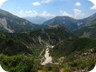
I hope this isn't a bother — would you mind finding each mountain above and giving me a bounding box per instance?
[25,16,49,24]
[0,9,48,33]
[0,26,74,55]
[42,16,79,31]
[0,9,96,72]
[42,13,96,36]
[79,13,96,27]
[0,26,95,72]
[73,13,96,39]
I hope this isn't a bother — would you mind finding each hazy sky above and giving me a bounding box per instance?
[0,0,96,19]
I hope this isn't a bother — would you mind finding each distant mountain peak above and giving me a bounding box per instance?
[43,16,78,31]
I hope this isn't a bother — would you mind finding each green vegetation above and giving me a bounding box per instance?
[51,38,96,58]
[0,54,95,72]
[0,54,36,72]
[0,9,96,72]
[0,27,95,72]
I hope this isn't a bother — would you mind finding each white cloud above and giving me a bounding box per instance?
[75,2,81,6]
[19,10,38,17]
[89,0,96,10]
[0,0,7,8]
[74,9,82,18]
[32,0,53,6]
[74,8,84,19]
[40,11,55,17]
[60,9,85,19]
[18,10,54,18]
[60,10,73,17]
[41,0,53,3]
[32,2,41,6]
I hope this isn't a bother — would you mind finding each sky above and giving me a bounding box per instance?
[0,0,96,19]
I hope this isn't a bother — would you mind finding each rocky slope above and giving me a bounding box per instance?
[43,16,78,31]
[0,26,74,55]
[0,9,48,33]
[73,13,96,39]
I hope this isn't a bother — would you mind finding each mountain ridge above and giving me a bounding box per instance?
[0,9,96,35]
[0,9,49,33]
[73,12,96,39]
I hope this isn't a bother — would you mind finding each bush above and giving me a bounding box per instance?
[0,54,36,72]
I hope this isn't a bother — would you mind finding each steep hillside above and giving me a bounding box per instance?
[0,26,95,72]
[30,25,75,45]
[43,16,78,31]
[0,9,48,33]
[73,13,96,39]
[0,26,74,55]
[51,38,96,58]
[0,33,32,55]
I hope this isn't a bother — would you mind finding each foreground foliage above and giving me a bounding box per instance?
[0,54,37,72]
